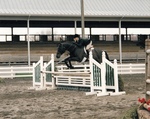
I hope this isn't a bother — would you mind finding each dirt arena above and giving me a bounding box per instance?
[0,74,145,119]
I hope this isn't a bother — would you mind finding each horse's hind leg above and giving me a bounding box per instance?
[105,51,110,60]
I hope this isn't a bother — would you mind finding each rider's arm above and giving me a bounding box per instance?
[73,40,83,48]
[80,38,91,46]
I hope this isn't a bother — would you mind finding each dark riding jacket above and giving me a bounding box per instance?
[72,38,91,58]
[73,38,90,48]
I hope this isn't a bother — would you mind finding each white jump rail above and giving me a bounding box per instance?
[56,63,145,74]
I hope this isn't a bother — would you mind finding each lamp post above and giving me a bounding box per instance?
[81,0,85,38]
[27,18,30,66]
[119,20,122,64]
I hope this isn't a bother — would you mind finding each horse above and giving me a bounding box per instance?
[55,41,125,92]
[56,41,109,69]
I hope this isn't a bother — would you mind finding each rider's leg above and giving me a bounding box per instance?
[80,49,89,63]
[81,57,87,63]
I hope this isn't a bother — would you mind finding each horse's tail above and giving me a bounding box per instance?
[104,51,110,61]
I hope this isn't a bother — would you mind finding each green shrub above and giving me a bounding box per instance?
[118,75,124,91]
[121,106,138,119]
[0,78,5,83]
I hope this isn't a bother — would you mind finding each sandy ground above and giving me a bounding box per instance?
[0,74,145,119]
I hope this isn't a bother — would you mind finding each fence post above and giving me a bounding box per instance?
[89,49,94,93]
[40,56,44,89]
[114,59,119,93]
[51,54,55,89]
[84,64,86,72]
[129,63,132,73]
[145,39,150,100]
[101,51,107,94]
[11,66,13,79]
[32,63,35,88]
[43,62,47,89]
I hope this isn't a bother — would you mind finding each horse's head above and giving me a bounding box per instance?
[56,43,66,58]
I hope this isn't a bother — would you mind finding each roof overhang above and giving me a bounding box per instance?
[0,14,150,22]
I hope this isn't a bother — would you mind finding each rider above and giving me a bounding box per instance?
[73,34,90,63]
[73,34,84,47]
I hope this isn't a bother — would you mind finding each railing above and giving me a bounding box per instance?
[0,63,145,79]
[0,66,33,78]
[118,63,145,74]
[55,63,145,75]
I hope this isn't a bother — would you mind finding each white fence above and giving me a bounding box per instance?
[118,63,145,74]
[0,63,145,79]
[56,63,145,75]
[0,66,33,78]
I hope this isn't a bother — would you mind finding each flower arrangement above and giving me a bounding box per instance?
[138,98,150,111]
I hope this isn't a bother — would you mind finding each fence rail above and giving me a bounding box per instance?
[117,63,145,74]
[54,63,145,75]
[0,63,145,79]
[0,66,33,78]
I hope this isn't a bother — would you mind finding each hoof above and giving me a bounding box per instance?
[70,66,74,69]
[67,67,74,69]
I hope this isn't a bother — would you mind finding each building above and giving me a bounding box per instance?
[0,0,150,64]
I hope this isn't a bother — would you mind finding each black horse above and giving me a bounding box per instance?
[56,41,109,69]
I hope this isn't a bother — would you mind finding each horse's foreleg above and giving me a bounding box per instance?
[64,60,71,69]
[64,57,74,69]
[68,57,80,69]
[68,60,74,69]
[64,57,80,69]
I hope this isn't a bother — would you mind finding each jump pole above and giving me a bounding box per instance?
[41,71,90,76]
